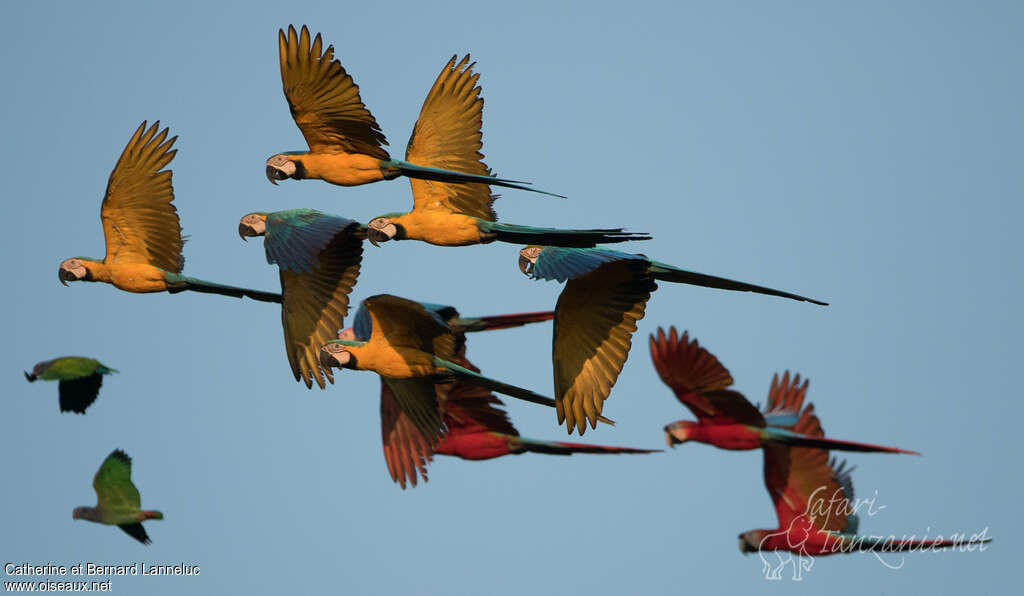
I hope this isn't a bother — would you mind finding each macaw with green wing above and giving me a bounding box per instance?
[518,245,828,434]
[57,121,281,303]
[267,25,559,198]
[24,356,117,414]
[239,208,364,388]
[355,54,646,248]
[73,450,163,545]
[319,295,610,448]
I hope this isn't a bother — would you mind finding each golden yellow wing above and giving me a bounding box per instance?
[364,295,456,360]
[405,55,497,221]
[279,25,389,159]
[100,121,183,272]
[279,231,363,389]
[553,260,657,434]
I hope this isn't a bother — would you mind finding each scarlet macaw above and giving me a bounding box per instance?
[58,122,281,303]
[517,245,827,434]
[362,55,648,248]
[267,26,558,198]
[24,356,117,414]
[738,420,988,557]
[318,295,597,447]
[238,208,364,388]
[651,327,917,454]
[339,300,637,487]
[73,450,163,545]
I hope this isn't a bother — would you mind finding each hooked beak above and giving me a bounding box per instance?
[319,344,351,369]
[518,255,533,275]
[24,371,36,382]
[238,222,250,241]
[266,165,279,185]
[58,268,76,286]
[665,432,676,448]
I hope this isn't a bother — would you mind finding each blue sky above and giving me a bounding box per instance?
[2,1,1018,593]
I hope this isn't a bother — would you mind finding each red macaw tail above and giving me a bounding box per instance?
[453,310,555,333]
[844,534,991,552]
[766,427,920,455]
[511,436,661,456]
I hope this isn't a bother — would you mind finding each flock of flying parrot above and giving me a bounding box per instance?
[24,24,989,564]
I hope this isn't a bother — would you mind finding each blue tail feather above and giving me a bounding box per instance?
[388,159,565,198]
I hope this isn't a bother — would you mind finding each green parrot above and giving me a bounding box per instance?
[24,357,117,414]
[73,450,164,545]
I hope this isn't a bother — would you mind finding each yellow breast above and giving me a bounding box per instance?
[350,344,438,378]
[302,153,388,186]
[398,211,482,246]
[107,263,168,293]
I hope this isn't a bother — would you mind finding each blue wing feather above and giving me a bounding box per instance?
[763,412,801,428]
[264,209,361,274]
[352,301,372,341]
[530,246,649,282]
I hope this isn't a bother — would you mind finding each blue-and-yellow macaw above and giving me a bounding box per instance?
[58,121,281,303]
[267,26,558,199]
[319,295,608,447]
[361,55,648,248]
[239,208,364,388]
[518,245,828,434]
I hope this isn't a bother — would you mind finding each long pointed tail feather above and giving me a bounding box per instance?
[515,436,660,455]
[454,310,555,333]
[435,357,615,426]
[487,221,651,246]
[649,262,828,306]
[767,428,919,455]
[390,159,566,198]
[166,274,283,303]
